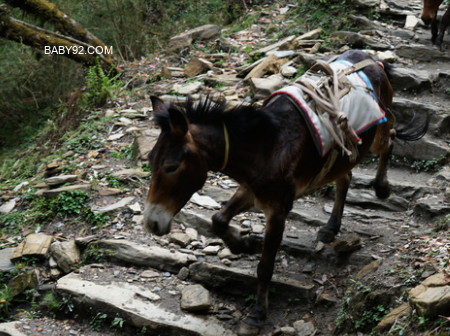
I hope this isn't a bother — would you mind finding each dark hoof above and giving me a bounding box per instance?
[237,319,261,336]
[318,227,336,243]
[372,179,391,199]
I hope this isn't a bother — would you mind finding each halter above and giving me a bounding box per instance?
[220,122,229,171]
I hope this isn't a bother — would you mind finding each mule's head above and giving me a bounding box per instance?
[144,96,209,236]
[421,0,441,25]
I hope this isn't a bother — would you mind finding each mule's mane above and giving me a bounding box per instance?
[155,96,277,138]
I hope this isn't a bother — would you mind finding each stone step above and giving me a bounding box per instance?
[189,261,314,298]
[55,272,236,336]
[96,239,195,273]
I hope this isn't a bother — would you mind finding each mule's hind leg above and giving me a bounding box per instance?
[212,186,262,254]
[318,172,352,243]
[370,123,395,199]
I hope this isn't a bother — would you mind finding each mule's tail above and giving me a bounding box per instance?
[376,58,430,142]
[394,112,430,142]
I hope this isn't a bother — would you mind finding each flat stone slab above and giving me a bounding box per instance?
[112,168,150,179]
[36,184,91,199]
[91,196,135,213]
[96,239,191,272]
[0,322,27,336]
[45,174,78,186]
[11,234,53,262]
[56,273,235,336]
[0,248,15,272]
[189,261,314,299]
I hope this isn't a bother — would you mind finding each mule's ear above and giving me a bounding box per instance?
[150,96,167,117]
[168,104,188,136]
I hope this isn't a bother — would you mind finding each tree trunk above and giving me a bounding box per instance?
[3,0,112,52]
[0,7,117,72]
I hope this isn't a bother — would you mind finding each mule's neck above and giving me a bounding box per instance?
[189,118,275,184]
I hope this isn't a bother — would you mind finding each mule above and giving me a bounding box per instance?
[143,50,429,335]
[421,0,450,48]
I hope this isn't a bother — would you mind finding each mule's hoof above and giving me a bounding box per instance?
[317,228,335,243]
[237,319,261,336]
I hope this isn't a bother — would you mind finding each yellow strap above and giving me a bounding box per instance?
[220,122,229,171]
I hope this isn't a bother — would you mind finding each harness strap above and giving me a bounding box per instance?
[220,122,230,171]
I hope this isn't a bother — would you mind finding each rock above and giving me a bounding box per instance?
[185,56,213,77]
[96,239,190,272]
[107,133,125,141]
[0,248,15,272]
[348,0,380,7]
[190,192,221,209]
[293,320,315,336]
[250,35,296,56]
[392,134,450,161]
[377,302,411,331]
[249,74,284,100]
[295,28,323,42]
[8,269,39,297]
[202,245,221,255]
[91,196,135,214]
[181,284,212,311]
[49,241,81,273]
[132,129,159,164]
[98,187,122,196]
[356,259,383,279]
[202,185,234,203]
[56,272,234,335]
[167,24,221,53]
[334,233,362,253]
[177,267,190,280]
[244,54,281,80]
[374,50,398,63]
[280,326,296,335]
[218,248,239,260]
[185,228,199,241]
[445,188,450,203]
[128,202,142,214]
[317,293,339,305]
[189,262,314,298]
[395,44,450,62]
[172,82,203,95]
[175,209,215,237]
[112,168,150,179]
[11,234,53,262]
[168,232,192,247]
[415,195,450,218]
[410,285,450,317]
[0,322,27,336]
[388,67,431,92]
[346,189,408,211]
[35,184,91,199]
[404,15,420,30]
[0,199,16,213]
[88,150,100,159]
[281,64,297,77]
[328,31,391,50]
[140,270,159,278]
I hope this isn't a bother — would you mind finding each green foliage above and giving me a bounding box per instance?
[0,284,13,316]
[286,0,354,37]
[111,315,125,330]
[81,244,114,265]
[90,310,108,331]
[82,59,123,108]
[354,305,389,329]
[410,156,447,173]
[83,208,110,228]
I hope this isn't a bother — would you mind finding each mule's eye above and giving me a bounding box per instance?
[164,164,180,174]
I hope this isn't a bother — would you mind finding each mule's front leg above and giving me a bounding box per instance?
[239,210,286,335]
[318,172,351,243]
[212,186,261,254]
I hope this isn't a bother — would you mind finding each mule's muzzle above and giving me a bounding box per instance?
[143,203,173,236]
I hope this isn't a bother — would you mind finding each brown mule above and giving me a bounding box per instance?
[143,50,429,335]
[421,0,450,48]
